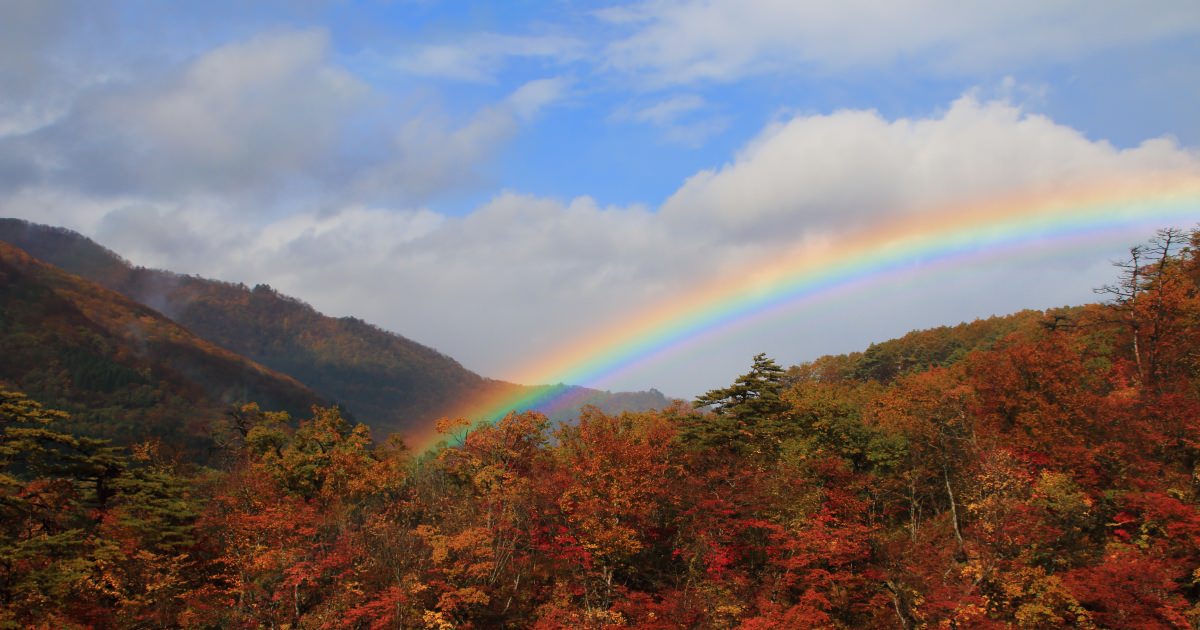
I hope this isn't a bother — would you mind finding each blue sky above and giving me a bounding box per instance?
[2,1,1199,397]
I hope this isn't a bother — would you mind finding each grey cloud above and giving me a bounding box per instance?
[94,204,213,268]
[0,30,365,199]
[349,78,571,202]
[0,0,113,136]
[0,27,560,210]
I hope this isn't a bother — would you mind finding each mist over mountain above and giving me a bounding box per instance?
[0,239,324,451]
[0,218,670,438]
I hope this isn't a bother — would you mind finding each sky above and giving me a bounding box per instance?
[2,1,1199,399]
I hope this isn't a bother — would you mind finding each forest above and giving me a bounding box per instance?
[3,227,1200,628]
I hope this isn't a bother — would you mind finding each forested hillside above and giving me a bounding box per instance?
[0,241,323,452]
[808,309,1054,383]
[3,228,1199,628]
[0,219,668,436]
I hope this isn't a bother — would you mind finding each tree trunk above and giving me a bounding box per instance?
[943,466,964,555]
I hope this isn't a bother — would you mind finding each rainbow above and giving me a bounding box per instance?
[410,173,1200,452]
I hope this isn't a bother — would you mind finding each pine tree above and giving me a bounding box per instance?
[687,353,790,456]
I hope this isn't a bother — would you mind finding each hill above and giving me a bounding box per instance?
[0,241,323,451]
[787,308,1065,383]
[0,219,670,436]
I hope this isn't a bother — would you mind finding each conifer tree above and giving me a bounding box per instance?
[688,353,790,455]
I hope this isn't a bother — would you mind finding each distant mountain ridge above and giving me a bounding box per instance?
[0,219,671,438]
[0,240,324,451]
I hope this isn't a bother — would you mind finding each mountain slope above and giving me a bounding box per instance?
[788,308,1060,383]
[0,219,670,436]
[0,241,324,450]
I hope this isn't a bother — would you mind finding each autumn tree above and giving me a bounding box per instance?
[414,410,552,627]
[184,404,396,627]
[1096,227,1195,389]
[538,408,681,625]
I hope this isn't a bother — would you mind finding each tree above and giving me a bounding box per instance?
[687,353,790,456]
[1096,227,1190,388]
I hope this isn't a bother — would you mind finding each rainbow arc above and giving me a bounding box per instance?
[411,174,1200,453]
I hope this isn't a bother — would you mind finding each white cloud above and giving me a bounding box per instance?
[616,94,706,125]
[604,0,1200,83]
[1,5,1195,402]
[610,94,728,147]
[394,33,584,83]
[660,117,731,148]
[508,77,573,120]
[0,29,567,210]
[661,96,1197,241]
[974,76,1050,110]
[32,93,1187,396]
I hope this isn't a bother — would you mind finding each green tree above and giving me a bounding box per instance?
[687,353,790,456]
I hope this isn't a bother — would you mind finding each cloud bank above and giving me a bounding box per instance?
[2,7,1197,397]
[13,94,1191,396]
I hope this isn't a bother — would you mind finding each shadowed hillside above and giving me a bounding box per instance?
[0,241,323,451]
[0,219,670,437]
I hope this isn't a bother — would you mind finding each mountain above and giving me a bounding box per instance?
[0,241,324,451]
[0,219,670,437]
